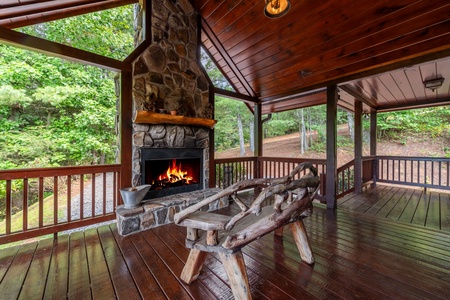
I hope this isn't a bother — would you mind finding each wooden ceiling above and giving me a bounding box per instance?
[197,0,450,113]
[0,0,137,29]
[1,0,449,114]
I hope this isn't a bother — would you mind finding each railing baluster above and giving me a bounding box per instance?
[39,177,44,228]
[54,176,58,225]
[23,178,28,231]
[92,173,96,217]
[103,173,107,215]
[80,174,84,220]
[68,175,72,222]
[6,180,11,234]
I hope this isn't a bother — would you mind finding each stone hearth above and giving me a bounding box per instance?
[116,188,228,236]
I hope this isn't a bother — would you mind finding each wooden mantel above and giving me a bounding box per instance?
[133,110,217,129]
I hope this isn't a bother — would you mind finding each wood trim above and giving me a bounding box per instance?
[0,27,129,72]
[213,87,259,103]
[0,0,138,29]
[339,84,377,109]
[377,97,450,112]
[133,110,217,129]
[201,18,256,97]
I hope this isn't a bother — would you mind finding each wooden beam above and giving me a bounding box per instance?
[213,87,259,103]
[377,97,450,112]
[354,100,363,194]
[339,84,377,110]
[0,27,128,72]
[0,0,138,29]
[201,18,256,97]
[326,85,338,209]
[133,111,217,129]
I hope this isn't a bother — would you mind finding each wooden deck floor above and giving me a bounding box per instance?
[1,190,450,299]
[339,184,450,232]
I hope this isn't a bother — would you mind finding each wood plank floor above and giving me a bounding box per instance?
[1,194,450,299]
[339,184,450,231]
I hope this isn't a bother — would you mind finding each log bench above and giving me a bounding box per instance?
[173,162,320,300]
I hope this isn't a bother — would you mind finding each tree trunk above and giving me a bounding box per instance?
[237,113,245,156]
[298,109,307,154]
[347,111,355,142]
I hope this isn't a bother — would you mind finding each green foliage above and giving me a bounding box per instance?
[378,107,450,139]
[214,97,253,151]
[18,6,134,60]
[0,6,134,170]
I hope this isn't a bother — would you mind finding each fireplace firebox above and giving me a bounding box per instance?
[141,148,204,199]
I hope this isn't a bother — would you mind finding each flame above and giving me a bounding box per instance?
[158,159,193,184]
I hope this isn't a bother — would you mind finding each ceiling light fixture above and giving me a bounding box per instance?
[264,0,291,18]
[423,78,444,92]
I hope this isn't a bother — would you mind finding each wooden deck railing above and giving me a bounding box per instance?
[0,164,121,244]
[213,157,327,190]
[376,156,450,190]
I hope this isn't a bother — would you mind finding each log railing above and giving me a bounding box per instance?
[376,156,450,190]
[0,164,121,244]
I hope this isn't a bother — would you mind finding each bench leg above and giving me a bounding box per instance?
[290,220,314,264]
[219,251,252,300]
[180,249,207,284]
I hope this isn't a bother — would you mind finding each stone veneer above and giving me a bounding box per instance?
[116,188,228,236]
[130,0,212,187]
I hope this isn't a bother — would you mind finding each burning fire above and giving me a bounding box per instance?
[158,159,193,184]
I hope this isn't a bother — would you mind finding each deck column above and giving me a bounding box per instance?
[326,85,338,209]
[120,70,133,192]
[354,100,363,194]
[254,103,263,178]
[370,110,377,186]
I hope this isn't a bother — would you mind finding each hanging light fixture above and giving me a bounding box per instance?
[264,0,291,18]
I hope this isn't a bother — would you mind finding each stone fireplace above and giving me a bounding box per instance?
[115,0,228,236]
[131,0,213,193]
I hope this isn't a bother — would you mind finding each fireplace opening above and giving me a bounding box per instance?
[141,148,203,199]
[146,158,200,190]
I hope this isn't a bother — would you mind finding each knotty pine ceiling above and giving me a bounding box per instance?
[1,0,449,113]
[197,0,450,113]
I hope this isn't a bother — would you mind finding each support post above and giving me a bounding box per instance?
[370,110,377,156]
[120,70,133,192]
[326,85,338,209]
[370,110,377,186]
[254,103,263,178]
[354,100,363,194]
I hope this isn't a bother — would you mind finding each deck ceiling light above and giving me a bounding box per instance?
[264,0,291,18]
[423,78,444,92]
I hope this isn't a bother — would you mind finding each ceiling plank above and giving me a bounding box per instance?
[0,0,102,19]
[201,18,256,97]
[0,26,128,72]
[254,5,450,96]
[259,28,450,100]
[0,0,137,29]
